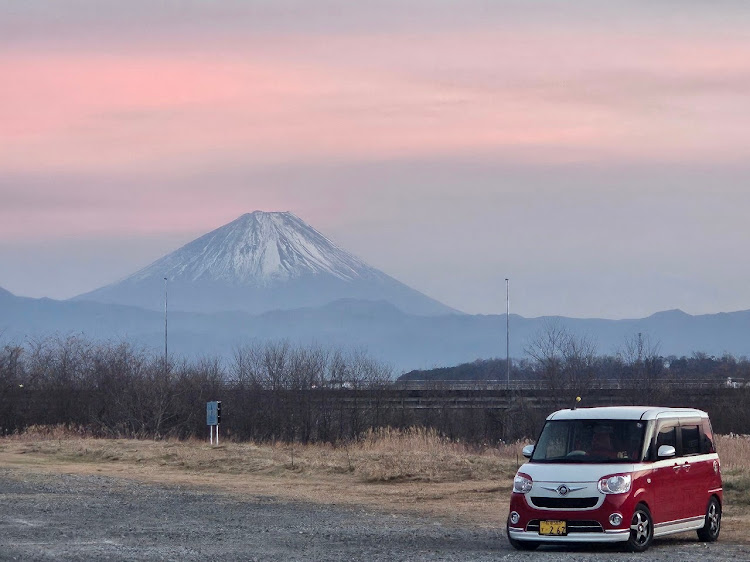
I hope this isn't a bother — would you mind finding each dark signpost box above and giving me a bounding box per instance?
[207,400,221,444]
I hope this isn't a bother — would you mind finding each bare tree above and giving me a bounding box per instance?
[617,333,663,401]
[524,320,598,405]
[0,342,24,434]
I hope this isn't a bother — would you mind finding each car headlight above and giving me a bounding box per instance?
[597,473,631,494]
[513,472,533,494]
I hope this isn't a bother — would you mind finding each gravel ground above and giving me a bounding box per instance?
[1,468,749,561]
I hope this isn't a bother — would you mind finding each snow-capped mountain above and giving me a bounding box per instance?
[130,212,379,286]
[74,211,457,316]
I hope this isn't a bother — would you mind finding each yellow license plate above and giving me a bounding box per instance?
[539,520,567,536]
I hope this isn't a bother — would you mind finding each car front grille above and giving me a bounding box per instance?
[529,496,599,509]
[526,520,604,533]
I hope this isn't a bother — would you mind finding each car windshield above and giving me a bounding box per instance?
[531,419,647,463]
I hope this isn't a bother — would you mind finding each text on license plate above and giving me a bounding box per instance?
[539,520,567,536]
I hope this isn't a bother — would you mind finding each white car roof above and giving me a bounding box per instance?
[547,406,708,421]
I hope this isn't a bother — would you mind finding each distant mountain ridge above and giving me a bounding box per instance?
[73,211,457,316]
[2,288,749,372]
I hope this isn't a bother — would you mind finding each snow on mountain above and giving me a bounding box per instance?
[131,212,378,286]
[74,211,457,316]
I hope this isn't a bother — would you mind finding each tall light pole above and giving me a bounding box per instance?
[506,278,510,386]
[164,277,168,371]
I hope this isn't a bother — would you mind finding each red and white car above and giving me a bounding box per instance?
[507,406,722,552]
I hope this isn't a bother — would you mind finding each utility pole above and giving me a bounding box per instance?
[164,277,168,371]
[506,278,510,386]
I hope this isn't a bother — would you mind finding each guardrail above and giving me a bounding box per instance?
[391,378,749,391]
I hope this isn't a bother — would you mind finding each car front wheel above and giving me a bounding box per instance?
[626,504,653,552]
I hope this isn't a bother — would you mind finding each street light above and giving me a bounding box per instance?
[164,277,168,371]
[506,278,510,386]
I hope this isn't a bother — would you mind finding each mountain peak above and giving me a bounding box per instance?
[239,210,291,218]
[129,211,375,287]
[648,308,690,320]
[235,210,294,225]
[74,212,456,316]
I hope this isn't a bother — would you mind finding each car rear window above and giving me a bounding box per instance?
[701,420,716,454]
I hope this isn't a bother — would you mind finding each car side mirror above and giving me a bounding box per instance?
[657,445,676,458]
[522,444,534,458]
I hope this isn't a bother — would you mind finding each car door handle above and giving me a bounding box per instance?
[682,463,691,472]
[672,464,682,472]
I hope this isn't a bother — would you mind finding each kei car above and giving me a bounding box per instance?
[507,406,722,552]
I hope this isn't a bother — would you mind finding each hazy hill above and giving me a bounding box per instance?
[2,287,750,372]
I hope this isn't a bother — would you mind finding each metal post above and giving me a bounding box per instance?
[163,277,168,371]
[506,278,510,386]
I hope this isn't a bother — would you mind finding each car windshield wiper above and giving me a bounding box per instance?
[533,457,591,463]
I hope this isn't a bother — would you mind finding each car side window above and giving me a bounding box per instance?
[654,424,677,459]
[681,425,701,456]
[701,419,716,454]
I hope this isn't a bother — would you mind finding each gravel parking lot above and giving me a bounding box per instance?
[1,468,749,561]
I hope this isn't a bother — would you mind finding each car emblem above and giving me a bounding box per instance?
[539,484,585,494]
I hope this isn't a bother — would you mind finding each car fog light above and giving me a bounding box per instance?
[609,513,623,526]
[510,511,521,525]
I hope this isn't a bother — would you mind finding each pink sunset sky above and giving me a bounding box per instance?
[2,1,750,318]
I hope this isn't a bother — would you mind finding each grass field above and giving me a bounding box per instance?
[0,427,748,542]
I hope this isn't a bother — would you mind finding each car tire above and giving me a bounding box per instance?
[626,504,653,552]
[697,496,721,542]
[506,522,539,551]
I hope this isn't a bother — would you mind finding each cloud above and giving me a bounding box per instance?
[2,1,750,316]
[2,5,750,176]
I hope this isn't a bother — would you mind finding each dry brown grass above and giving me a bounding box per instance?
[0,426,520,482]
[0,426,520,529]
[713,435,750,541]
[717,435,750,509]
[1,426,748,541]
[717,434,750,472]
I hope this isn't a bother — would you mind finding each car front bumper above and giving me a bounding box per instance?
[507,526,630,543]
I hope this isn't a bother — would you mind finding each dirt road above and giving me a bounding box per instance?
[1,468,749,561]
